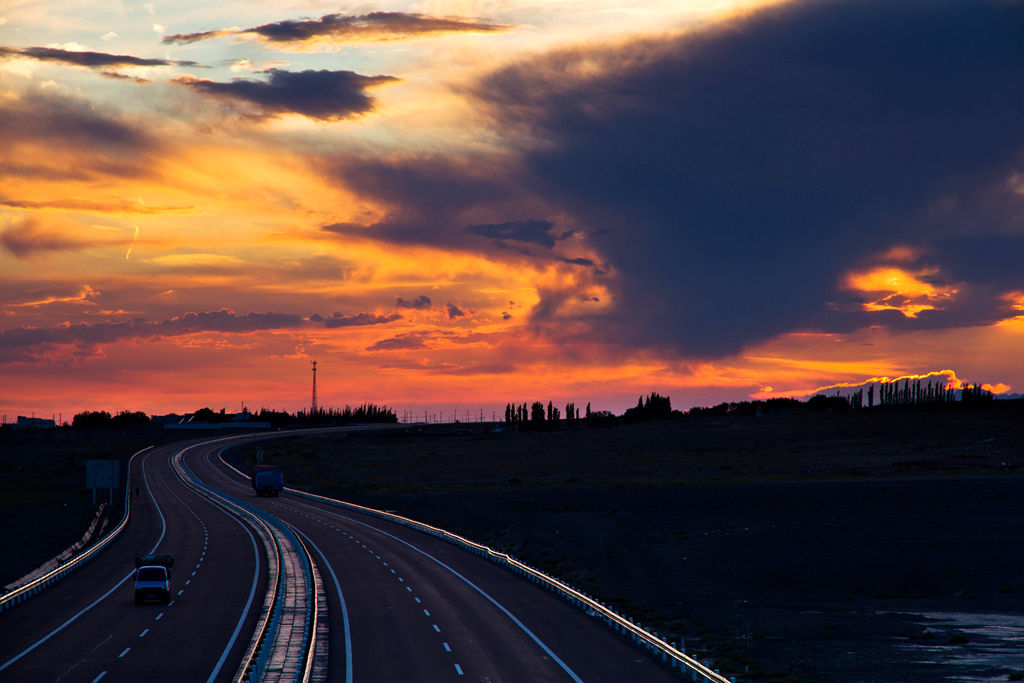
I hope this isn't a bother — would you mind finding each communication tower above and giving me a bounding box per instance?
[311,360,318,414]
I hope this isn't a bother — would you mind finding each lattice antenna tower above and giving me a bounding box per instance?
[311,360,318,414]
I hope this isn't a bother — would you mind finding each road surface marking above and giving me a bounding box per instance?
[292,526,353,683]
[455,664,464,675]
[433,624,441,633]
[423,609,430,616]
[414,597,421,604]
[156,612,164,620]
[0,447,161,674]
[443,642,451,652]
[92,672,107,682]
[291,499,585,683]
[139,629,149,637]
[118,648,130,658]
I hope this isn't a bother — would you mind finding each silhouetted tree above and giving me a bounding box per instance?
[72,410,113,429]
[111,410,150,427]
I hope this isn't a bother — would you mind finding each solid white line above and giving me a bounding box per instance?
[170,445,264,683]
[289,498,584,683]
[0,449,166,674]
[292,526,354,683]
[204,514,261,683]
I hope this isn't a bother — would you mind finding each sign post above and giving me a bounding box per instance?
[86,460,120,505]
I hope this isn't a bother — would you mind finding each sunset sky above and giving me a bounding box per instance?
[1,0,1022,422]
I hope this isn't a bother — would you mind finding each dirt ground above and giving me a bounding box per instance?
[231,402,1024,682]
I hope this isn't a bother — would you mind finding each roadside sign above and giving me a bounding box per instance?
[86,459,120,504]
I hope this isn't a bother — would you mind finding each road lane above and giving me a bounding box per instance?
[0,442,267,683]
[188,433,686,682]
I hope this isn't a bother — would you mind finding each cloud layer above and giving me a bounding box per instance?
[163,11,508,47]
[469,0,1024,356]
[175,69,397,120]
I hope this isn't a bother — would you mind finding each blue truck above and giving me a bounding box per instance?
[251,464,284,497]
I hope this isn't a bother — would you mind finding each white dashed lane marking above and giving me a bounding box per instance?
[316,512,471,681]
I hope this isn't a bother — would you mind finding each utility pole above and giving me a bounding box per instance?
[311,360,318,414]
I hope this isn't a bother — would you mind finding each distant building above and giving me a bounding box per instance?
[14,416,56,430]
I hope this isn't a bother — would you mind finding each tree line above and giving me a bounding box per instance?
[502,393,674,430]
[68,404,398,429]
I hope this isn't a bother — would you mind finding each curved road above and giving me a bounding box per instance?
[0,440,267,683]
[2,431,693,682]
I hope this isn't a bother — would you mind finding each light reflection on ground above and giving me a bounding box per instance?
[896,611,1024,681]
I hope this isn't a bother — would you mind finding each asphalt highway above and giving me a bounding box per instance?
[187,433,686,682]
[0,441,267,683]
[2,431,697,682]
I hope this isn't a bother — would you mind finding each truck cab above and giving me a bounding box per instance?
[134,554,174,604]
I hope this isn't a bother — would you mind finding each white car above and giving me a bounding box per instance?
[133,553,174,604]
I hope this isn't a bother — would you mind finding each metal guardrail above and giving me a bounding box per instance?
[0,446,152,614]
[170,444,319,683]
[218,452,735,683]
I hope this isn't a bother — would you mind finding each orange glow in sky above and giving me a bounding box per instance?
[1,1,1022,420]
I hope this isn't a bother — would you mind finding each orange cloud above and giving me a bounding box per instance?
[843,266,958,317]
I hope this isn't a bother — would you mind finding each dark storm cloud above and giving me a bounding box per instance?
[470,0,1024,357]
[0,45,197,68]
[0,308,403,356]
[320,156,527,253]
[240,11,508,44]
[323,312,401,328]
[174,69,396,121]
[396,295,432,309]
[463,220,558,248]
